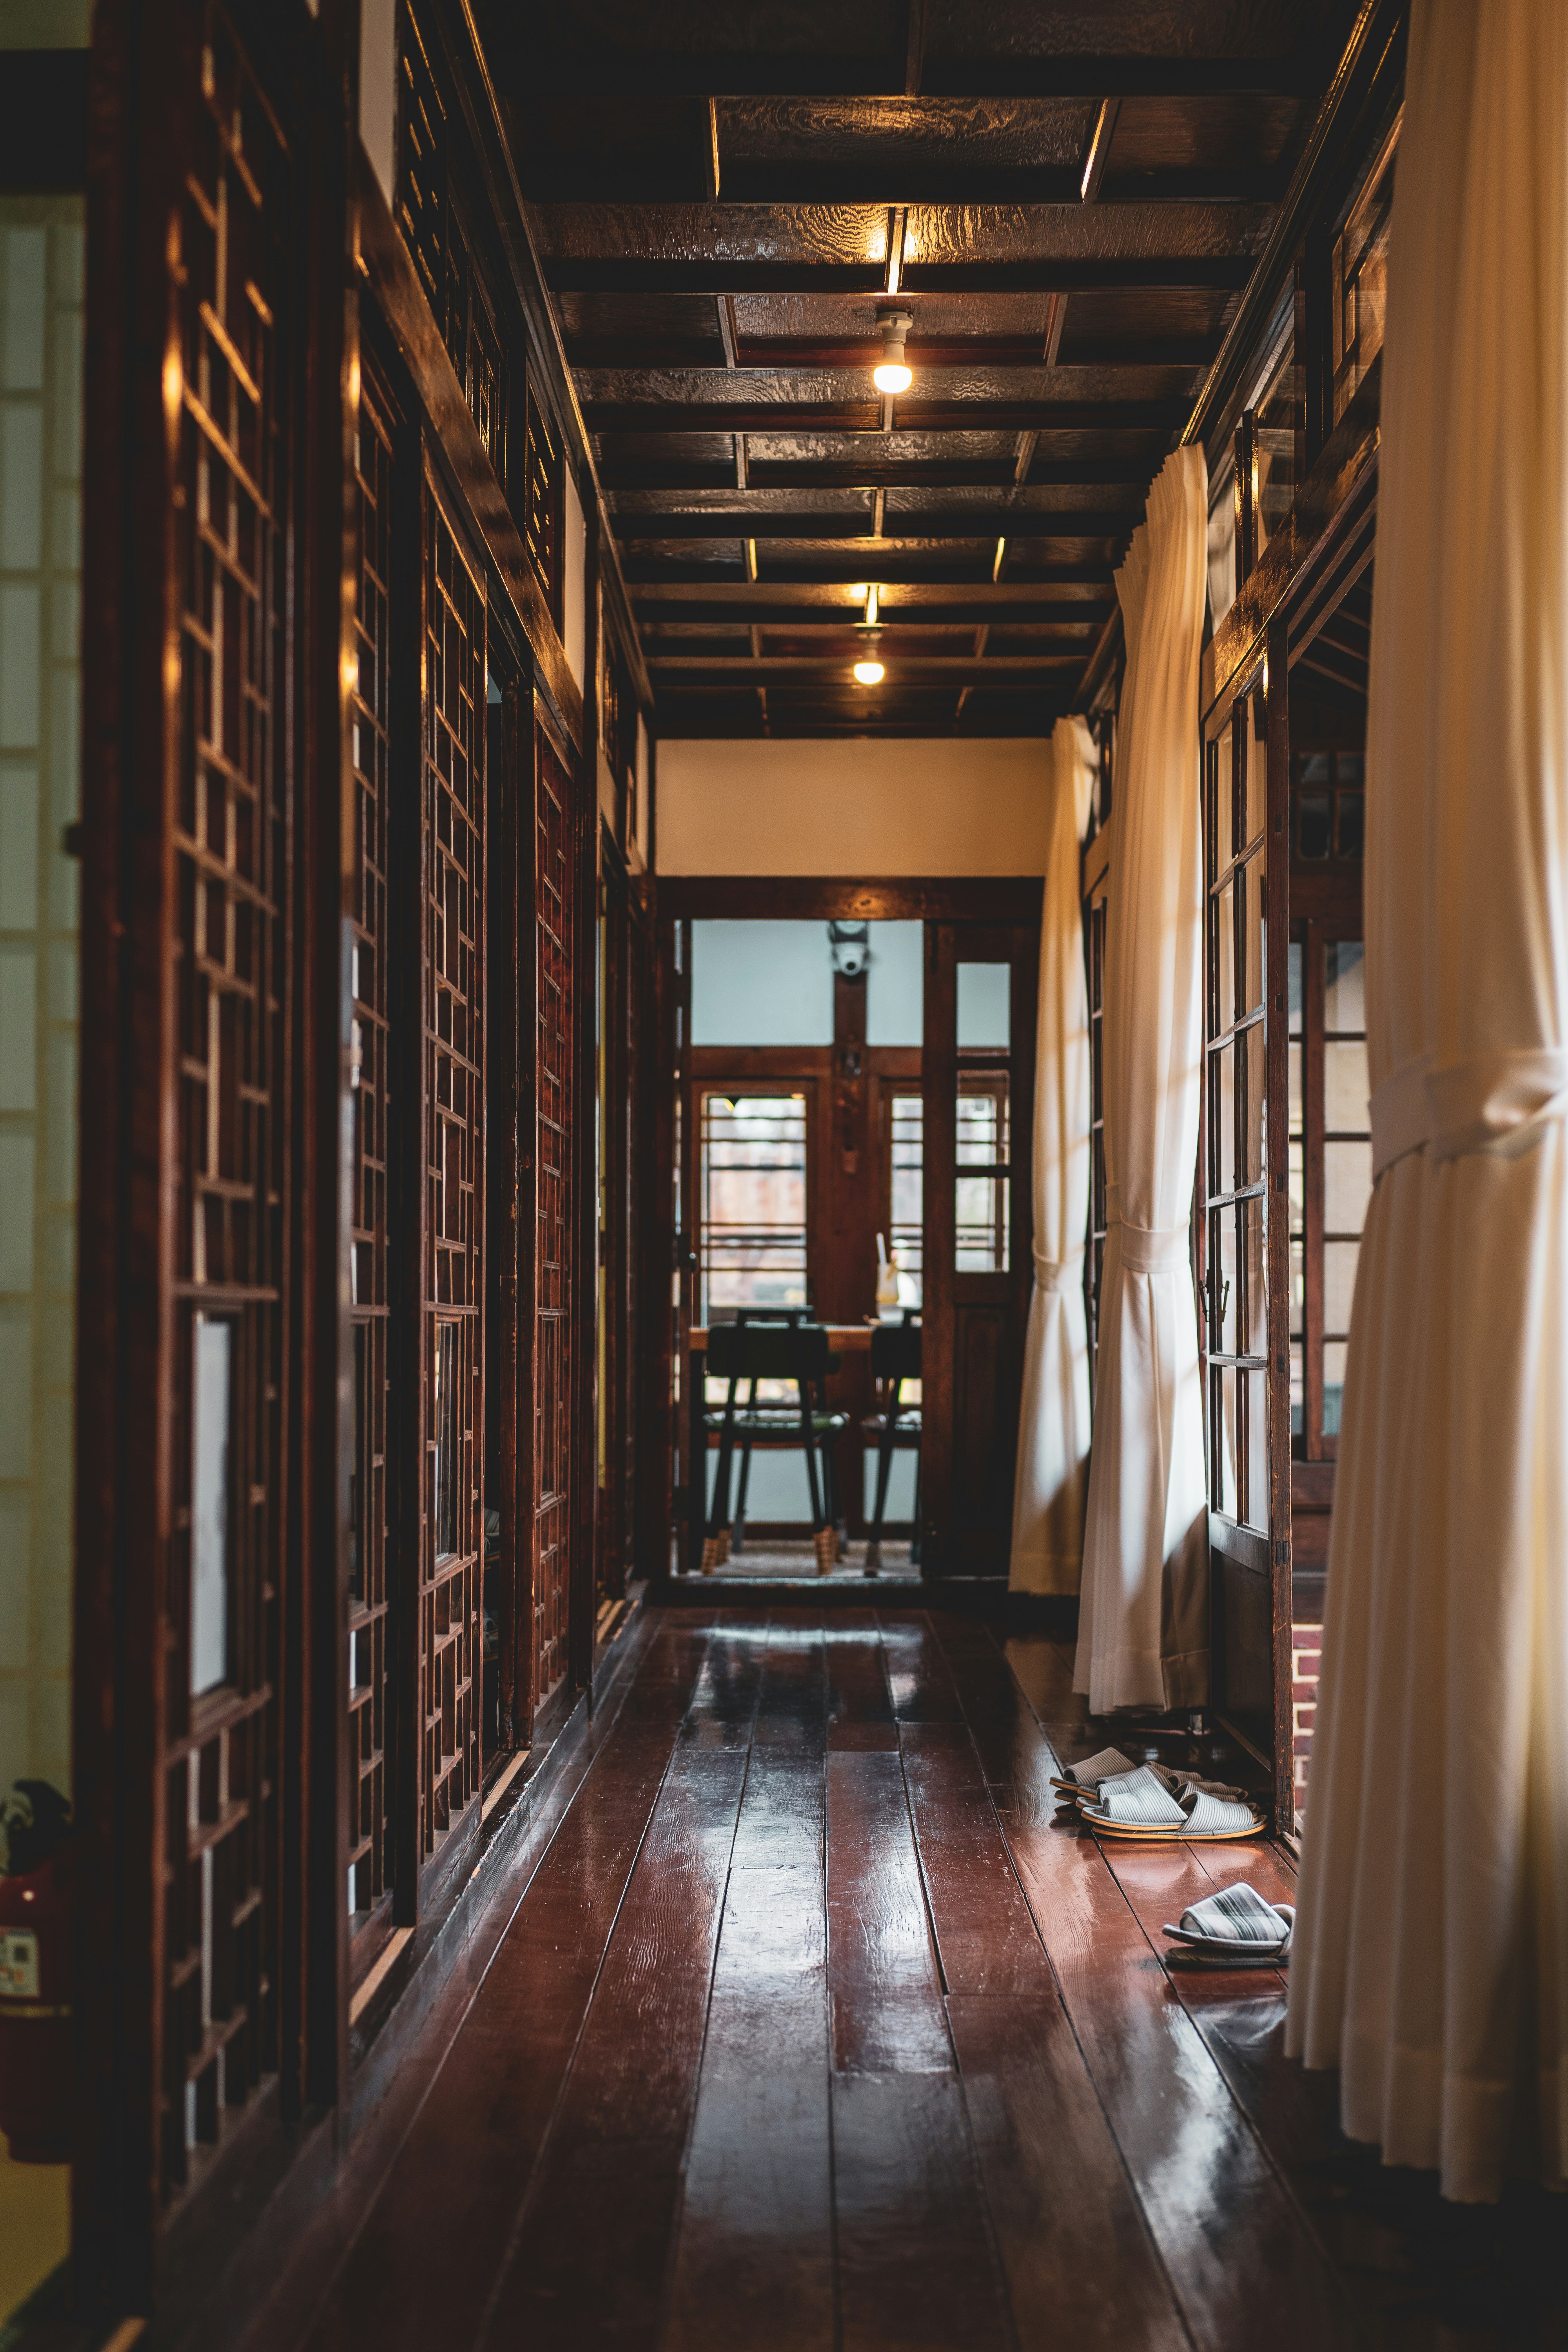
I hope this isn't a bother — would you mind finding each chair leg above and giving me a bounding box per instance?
[867,1419,897,1575]
[703,1413,737,1573]
[731,1427,755,1554]
[909,1441,922,1568]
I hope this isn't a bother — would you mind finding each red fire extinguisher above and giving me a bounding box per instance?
[0,1782,72,2165]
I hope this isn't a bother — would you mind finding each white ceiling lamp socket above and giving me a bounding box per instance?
[873,309,913,395]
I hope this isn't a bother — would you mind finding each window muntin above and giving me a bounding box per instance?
[699,1090,808,1327]
[956,1074,1009,1273]
[887,1091,923,1304]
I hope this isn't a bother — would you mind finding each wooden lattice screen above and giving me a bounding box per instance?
[532,727,574,1707]
[162,6,291,2193]
[418,479,486,1869]
[347,351,398,1944]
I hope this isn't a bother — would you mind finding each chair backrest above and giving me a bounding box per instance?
[707,1319,833,1384]
[870,1319,922,1383]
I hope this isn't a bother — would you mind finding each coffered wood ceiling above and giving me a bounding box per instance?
[478,1,1359,735]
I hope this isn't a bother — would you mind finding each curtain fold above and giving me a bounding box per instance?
[1286,0,1568,2204]
[1073,446,1209,1713]
[1009,717,1096,1595]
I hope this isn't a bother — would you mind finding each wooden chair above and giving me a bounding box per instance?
[703,1318,848,1574]
[861,1313,922,1573]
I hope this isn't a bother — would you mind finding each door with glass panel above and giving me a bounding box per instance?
[1202,652,1291,1815]
[920,924,1038,1575]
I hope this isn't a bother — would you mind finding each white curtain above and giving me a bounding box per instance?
[1009,717,1096,1595]
[1073,447,1209,1713]
[1286,0,1568,2204]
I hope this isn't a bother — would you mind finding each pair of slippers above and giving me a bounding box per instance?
[1053,1747,1265,1842]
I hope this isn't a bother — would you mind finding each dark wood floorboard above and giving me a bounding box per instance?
[252,1606,1568,2352]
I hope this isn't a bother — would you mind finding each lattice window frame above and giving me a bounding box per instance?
[161,5,292,2198]
[532,726,574,1708]
[417,469,486,1871]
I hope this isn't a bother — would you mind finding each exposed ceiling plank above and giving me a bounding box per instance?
[530,165,1282,206]
[566,336,1218,371]
[646,657,1082,682]
[704,97,721,200]
[623,556,1119,586]
[635,605,1111,630]
[586,399,1190,434]
[601,458,1152,493]
[505,53,1327,101]
[1079,99,1123,203]
[610,509,1141,540]
[546,257,1257,295]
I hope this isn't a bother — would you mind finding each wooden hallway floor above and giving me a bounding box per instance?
[261,1610,1566,2352]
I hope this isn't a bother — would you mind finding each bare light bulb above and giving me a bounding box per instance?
[853,659,885,686]
[873,310,913,396]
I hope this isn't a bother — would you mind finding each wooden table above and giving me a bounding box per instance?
[690,1323,877,1352]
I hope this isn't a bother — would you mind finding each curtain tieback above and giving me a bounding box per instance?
[1033,1247,1083,1294]
[1106,1191,1190,1276]
[1372,1047,1568,1174]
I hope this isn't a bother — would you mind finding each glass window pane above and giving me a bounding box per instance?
[1290,1339,1303,1437]
[1241,1021,1266,1186]
[1212,724,1234,876]
[956,1080,1008,1271]
[1241,1195,1267,1356]
[1215,876,1236,1031]
[434,1320,459,1559]
[191,1315,232,1695]
[1297,791,1331,858]
[1325,1038,1369,1132]
[1217,1211,1239,1355]
[888,1093,923,1304]
[1238,858,1264,1020]
[1288,938,1303,1036]
[1288,1038,1302,1130]
[701,1092,809,1320]
[1243,705,1267,846]
[1289,1242,1304,1338]
[956,961,1010,1048]
[1243,1368,1270,1530]
[1325,938,1366,1031]
[1325,1138,1372,1236]
[1323,1340,1349,1436]
[1325,1239,1359,1335]
[1336,792,1365,860]
[1210,1040,1236,1197]
[691,920,833,1045]
[866,920,923,1047]
[1214,1365,1238,1517]
[1288,1134,1305,1236]
[1208,472,1236,641]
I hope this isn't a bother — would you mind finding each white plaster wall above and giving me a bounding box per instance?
[654,736,1051,875]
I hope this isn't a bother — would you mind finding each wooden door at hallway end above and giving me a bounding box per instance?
[920,922,1039,1576]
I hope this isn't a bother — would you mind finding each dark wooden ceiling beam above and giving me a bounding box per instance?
[646,656,1082,683]
[568,336,1219,371]
[601,458,1153,492]
[622,556,1118,586]
[546,256,1256,295]
[530,165,1282,206]
[504,53,1325,101]
[587,399,1189,435]
[610,508,1139,541]
[635,603,1112,628]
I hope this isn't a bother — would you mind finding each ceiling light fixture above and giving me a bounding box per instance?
[873,309,913,396]
[853,657,885,685]
[864,585,879,626]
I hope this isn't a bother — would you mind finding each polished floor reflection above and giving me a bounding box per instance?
[260,1610,1566,2352]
